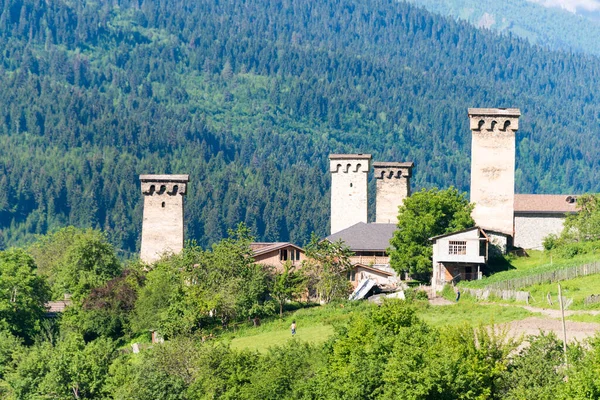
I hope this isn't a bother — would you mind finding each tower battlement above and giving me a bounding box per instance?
[329,154,371,174]
[140,174,188,196]
[468,108,520,132]
[373,162,414,223]
[140,174,189,264]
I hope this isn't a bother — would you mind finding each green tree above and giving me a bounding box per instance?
[0,248,50,342]
[302,234,353,303]
[62,268,144,341]
[499,332,565,400]
[133,224,272,336]
[29,227,121,300]
[561,194,600,242]
[389,187,474,276]
[5,333,116,399]
[270,261,306,317]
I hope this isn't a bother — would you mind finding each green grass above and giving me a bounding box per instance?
[566,314,600,323]
[460,250,600,289]
[415,301,535,327]
[519,274,600,310]
[229,323,334,352]
[221,300,534,352]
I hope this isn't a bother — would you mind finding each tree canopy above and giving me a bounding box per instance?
[0,248,50,342]
[389,187,475,275]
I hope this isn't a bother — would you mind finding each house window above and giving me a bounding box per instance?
[280,249,288,261]
[448,241,467,255]
[295,249,300,261]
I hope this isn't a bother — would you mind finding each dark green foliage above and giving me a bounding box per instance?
[389,187,475,275]
[61,268,144,341]
[1,0,600,253]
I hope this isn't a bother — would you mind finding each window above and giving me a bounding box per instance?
[280,249,288,261]
[448,241,467,255]
[295,249,300,261]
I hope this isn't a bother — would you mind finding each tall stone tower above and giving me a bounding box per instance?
[140,174,189,264]
[468,108,520,236]
[373,161,414,223]
[329,154,371,234]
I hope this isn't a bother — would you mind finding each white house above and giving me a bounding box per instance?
[431,227,488,292]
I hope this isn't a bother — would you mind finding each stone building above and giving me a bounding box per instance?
[140,174,189,264]
[374,162,414,223]
[329,154,372,235]
[468,107,580,250]
[468,108,520,237]
[513,194,578,249]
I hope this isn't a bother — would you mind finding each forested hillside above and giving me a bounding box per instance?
[1,0,600,252]
[406,0,600,55]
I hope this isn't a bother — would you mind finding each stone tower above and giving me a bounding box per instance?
[140,174,189,264]
[468,108,520,236]
[373,161,414,223]
[329,154,371,234]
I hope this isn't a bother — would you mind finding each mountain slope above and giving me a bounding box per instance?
[406,0,600,55]
[1,0,600,252]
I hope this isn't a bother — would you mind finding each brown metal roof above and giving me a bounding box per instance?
[514,194,579,214]
[251,242,304,257]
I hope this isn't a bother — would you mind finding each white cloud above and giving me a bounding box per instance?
[527,0,600,13]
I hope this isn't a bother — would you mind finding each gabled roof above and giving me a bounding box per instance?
[326,222,396,251]
[429,226,486,241]
[514,194,579,214]
[353,263,394,277]
[251,242,304,257]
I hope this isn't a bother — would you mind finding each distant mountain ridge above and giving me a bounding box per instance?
[405,0,600,55]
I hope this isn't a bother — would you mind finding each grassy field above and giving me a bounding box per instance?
[229,323,334,352]
[223,300,534,352]
[520,273,600,310]
[460,250,600,289]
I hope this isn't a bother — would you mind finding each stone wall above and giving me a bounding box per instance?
[469,108,520,236]
[329,154,371,234]
[514,213,566,250]
[140,174,189,264]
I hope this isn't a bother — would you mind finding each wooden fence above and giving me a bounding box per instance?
[462,288,531,303]
[486,262,600,292]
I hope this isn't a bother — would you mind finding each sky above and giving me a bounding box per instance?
[528,0,600,13]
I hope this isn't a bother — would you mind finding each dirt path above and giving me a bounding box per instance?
[500,317,600,342]
[428,296,600,342]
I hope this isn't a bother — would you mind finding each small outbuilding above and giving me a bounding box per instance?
[431,227,488,292]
